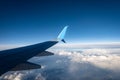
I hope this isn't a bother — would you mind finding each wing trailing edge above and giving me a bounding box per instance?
[35,51,54,57]
[11,62,41,71]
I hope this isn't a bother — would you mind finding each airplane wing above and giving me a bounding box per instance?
[0,26,68,76]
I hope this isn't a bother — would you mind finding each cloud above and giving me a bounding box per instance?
[0,70,45,80]
[50,48,120,71]
[0,46,120,80]
[52,42,120,49]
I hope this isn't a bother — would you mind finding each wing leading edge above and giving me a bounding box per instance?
[0,26,68,76]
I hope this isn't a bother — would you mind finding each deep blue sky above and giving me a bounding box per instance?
[0,0,120,45]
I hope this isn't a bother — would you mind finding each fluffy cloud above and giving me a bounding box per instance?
[0,70,45,80]
[50,48,120,71]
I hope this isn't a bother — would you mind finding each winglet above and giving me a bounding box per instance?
[57,26,68,43]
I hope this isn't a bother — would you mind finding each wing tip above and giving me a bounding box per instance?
[57,26,68,43]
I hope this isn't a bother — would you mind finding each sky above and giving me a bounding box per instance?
[0,0,120,46]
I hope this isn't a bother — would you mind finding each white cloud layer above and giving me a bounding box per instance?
[50,48,120,71]
[0,46,120,80]
[52,42,120,49]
